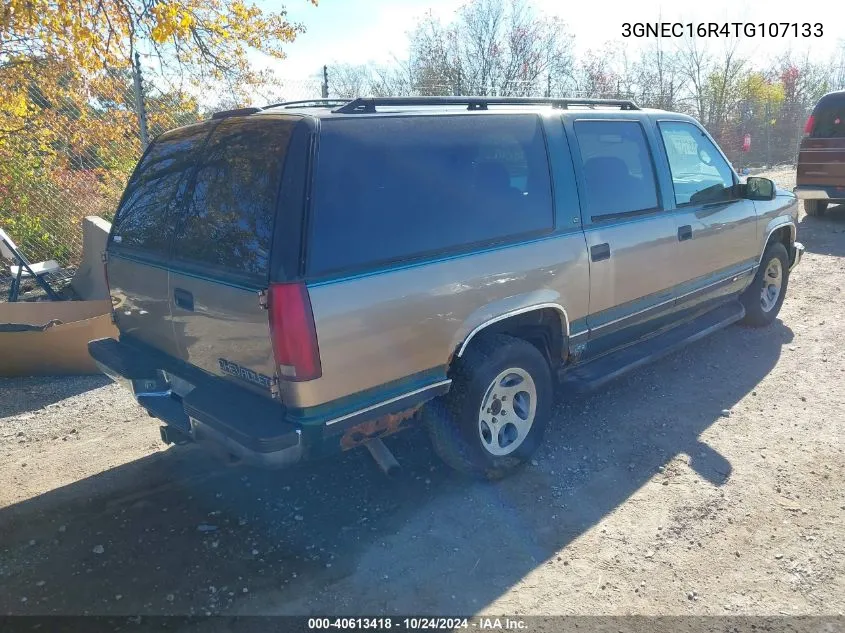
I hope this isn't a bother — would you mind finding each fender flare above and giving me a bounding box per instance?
[455,302,570,358]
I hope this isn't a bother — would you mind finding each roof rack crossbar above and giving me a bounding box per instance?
[331,96,640,114]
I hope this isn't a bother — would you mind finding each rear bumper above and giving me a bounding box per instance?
[793,186,845,201]
[88,337,303,469]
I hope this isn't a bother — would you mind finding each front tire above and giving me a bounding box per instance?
[425,334,553,480]
[804,200,828,216]
[740,242,789,327]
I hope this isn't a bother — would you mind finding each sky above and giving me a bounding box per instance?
[257,0,844,86]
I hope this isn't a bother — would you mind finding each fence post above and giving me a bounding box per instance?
[321,65,329,98]
[765,100,771,167]
[132,51,150,149]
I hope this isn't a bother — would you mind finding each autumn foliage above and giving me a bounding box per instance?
[0,0,308,263]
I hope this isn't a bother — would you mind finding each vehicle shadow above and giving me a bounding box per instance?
[799,203,845,257]
[0,375,112,418]
[0,320,792,617]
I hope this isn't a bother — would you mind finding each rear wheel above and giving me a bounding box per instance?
[804,200,828,216]
[425,334,553,480]
[740,242,789,327]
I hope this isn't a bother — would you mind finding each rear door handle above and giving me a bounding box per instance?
[590,243,611,262]
[173,288,194,311]
[678,225,693,241]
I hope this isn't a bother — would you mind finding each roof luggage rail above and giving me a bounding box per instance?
[210,99,353,120]
[331,96,640,114]
[211,107,263,119]
[264,99,353,109]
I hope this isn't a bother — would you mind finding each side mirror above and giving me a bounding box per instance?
[744,176,776,201]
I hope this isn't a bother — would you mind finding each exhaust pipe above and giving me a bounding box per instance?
[365,438,400,476]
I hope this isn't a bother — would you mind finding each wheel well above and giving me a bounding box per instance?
[767,225,793,251]
[458,308,566,370]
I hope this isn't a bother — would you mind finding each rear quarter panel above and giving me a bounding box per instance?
[286,234,590,409]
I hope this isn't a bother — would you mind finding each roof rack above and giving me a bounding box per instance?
[211,107,263,120]
[264,99,352,110]
[210,99,354,120]
[331,96,640,114]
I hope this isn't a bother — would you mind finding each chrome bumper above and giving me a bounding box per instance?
[790,242,805,272]
[793,187,829,200]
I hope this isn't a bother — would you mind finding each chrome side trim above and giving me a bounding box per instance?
[325,379,453,427]
[674,267,755,303]
[457,303,570,358]
[588,266,756,335]
[569,329,589,343]
[134,390,173,398]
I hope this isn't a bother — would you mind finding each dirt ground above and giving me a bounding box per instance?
[1,167,844,619]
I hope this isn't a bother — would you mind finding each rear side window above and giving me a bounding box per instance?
[111,123,210,254]
[574,120,659,218]
[307,115,553,276]
[812,97,845,138]
[173,117,296,277]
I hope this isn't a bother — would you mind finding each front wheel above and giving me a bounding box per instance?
[804,200,828,216]
[740,242,789,327]
[424,334,553,480]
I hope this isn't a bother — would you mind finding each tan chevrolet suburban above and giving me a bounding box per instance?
[89,96,804,480]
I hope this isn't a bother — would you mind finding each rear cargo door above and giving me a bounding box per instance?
[799,94,845,187]
[108,123,212,357]
[167,115,301,398]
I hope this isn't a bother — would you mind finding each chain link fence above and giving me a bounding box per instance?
[1,63,811,274]
[0,64,318,273]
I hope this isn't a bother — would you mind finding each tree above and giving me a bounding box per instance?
[1,0,308,91]
[405,0,572,96]
[570,46,620,98]
[0,0,311,261]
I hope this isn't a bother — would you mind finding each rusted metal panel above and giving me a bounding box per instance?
[339,404,423,450]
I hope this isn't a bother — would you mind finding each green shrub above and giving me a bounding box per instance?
[0,209,71,266]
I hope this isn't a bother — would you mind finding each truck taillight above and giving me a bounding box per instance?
[803,114,815,136]
[268,282,322,382]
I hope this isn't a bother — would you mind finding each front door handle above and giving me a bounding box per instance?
[678,225,693,241]
[173,288,194,311]
[590,243,611,262]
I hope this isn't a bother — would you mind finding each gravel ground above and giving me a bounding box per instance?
[1,167,844,619]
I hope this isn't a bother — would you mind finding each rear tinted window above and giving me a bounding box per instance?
[307,115,553,276]
[111,124,210,254]
[574,120,659,217]
[812,96,845,138]
[173,117,295,277]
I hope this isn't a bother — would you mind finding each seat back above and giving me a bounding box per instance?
[0,227,19,261]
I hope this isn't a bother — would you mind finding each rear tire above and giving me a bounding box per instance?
[424,334,553,480]
[740,242,789,328]
[804,200,828,216]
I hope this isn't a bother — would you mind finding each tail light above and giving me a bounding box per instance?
[803,114,815,137]
[268,282,322,381]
